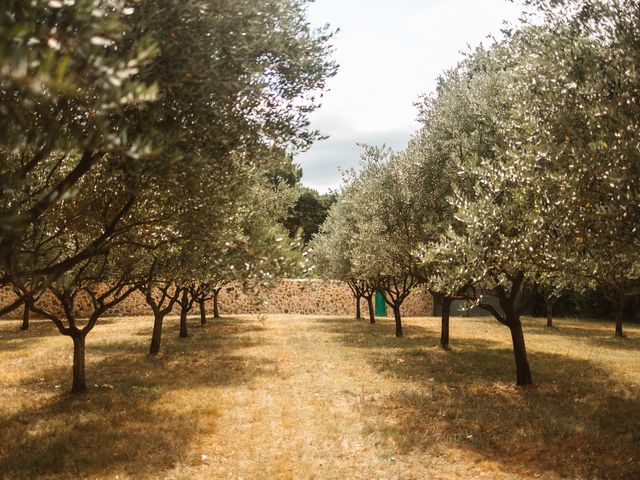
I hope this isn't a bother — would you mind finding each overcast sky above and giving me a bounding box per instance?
[297,0,524,192]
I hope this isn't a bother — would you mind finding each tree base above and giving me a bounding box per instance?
[515,381,535,388]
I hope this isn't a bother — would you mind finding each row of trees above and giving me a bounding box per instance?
[0,0,336,393]
[313,0,639,386]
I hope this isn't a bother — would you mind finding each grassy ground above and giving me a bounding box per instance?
[0,314,638,479]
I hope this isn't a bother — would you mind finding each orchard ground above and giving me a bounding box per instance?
[0,314,639,479]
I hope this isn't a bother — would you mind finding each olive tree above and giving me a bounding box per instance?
[17,160,152,393]
[398,129,465,349]
[1,0,337,312]
[343,147,426,337]
[315,142,451,334]
[0,1,158,294]
[134,156,299,351]
[312,194,377,323]
[418,45,543,386]
[503,0,640,336]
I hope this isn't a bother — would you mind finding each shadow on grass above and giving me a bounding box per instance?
[0,316,275,478]
[314,316,439,345]
[326,317,640,479]
[0,319,83,354]
[130,315,269,339]
[0,387,200,477]
[0,319,69,344]
[0,317,123,351]
[524,321,640,352]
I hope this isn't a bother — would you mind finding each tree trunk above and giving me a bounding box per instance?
[149,312,164,355]
[366,296,375,324]
[199,301,207,325]
[213,291,220,319]
[615,299,625,337]
[355,296,361,320]
[393,302,403,338]
[21,304,30,331]
[508,316,533,386]
[179,304,188,338]
[71,332,87,394]
[546,299,554,328]
[440,298,451,350]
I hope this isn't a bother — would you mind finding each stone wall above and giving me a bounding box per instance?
[0,279,433,319]
[217,280,433,317]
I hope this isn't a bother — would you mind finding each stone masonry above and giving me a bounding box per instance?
[0,279,433,319]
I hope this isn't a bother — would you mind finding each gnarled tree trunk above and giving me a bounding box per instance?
[21,303,30,331]
[393,302,402,338]
[440,297,452,350]
[179,302,189,338]
[543,293,557,328]
[149,312,164,355]
[199,301,207,325]
[71,332,87,394]
[355,296,361,320]
[508,316,532,386]
[477,272,534,387]
[366,295,375,324]
[213,289,220,319]
[615,300,625,337]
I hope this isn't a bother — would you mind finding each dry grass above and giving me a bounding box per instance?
[0,314,639,479]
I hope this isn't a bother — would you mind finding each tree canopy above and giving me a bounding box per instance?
[0,0,337,392]
[313,0,640,386]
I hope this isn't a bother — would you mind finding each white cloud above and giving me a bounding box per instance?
[301,128,412,191]
[297,0,523,191]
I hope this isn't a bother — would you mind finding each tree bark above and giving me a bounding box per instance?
[508,316,533,386]
[71,332,87,394]
[355,296,362,320]
[393,302,403,338]
[21,303,30,331]
[546,299,553,328]
[213,290,220,319]
[179,303,189,338]
[366,295,375,324]
[149,312,164,355]
[615,299,625,337]
[440,297,452,350]
[199,301,207,325]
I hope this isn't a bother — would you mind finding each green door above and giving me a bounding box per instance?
[375,290,387,317]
